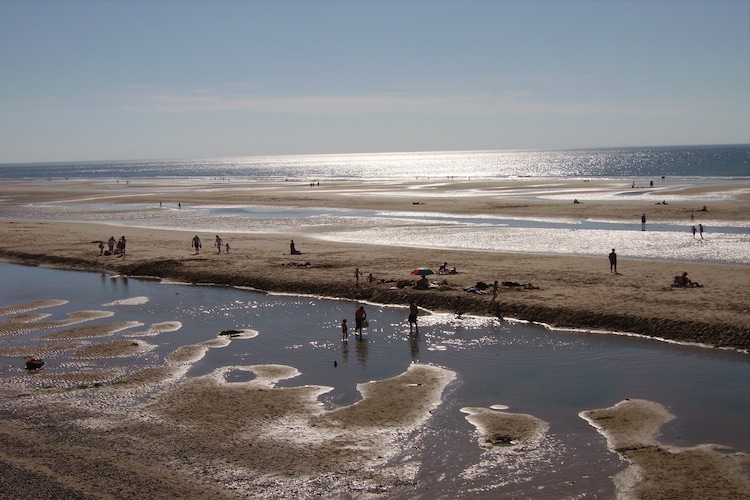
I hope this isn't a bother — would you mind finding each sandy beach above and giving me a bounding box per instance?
[1,177,749,498]
[1,177,748,349]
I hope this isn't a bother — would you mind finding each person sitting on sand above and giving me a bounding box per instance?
[290,240,301,255]
[415,276,430,290]
[438,262,448,274]
[673,272,702,288]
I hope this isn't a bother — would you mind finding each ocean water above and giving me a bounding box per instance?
[0,262,748,498]
[1,144,748,180]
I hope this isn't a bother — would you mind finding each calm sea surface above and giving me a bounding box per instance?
[0,262,747,498]
[1,144,748,180]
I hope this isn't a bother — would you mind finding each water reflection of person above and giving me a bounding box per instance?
[410,335,419,361]
[341,341,349,364]
[356,337,368,367]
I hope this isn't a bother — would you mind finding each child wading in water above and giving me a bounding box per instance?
[341,319,348,342]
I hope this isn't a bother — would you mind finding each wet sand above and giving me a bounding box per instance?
[0,177,749,497]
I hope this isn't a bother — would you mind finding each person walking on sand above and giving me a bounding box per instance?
[408,301,419,334]
[225,242,230,253]
[354,268,361,287]
[355,305,367,339]
[691,226,697,239]
[98,241,105,255]
[192,235,201,254]
[341,318,348,342]
[609,249,617,273]
[491,281,499,302]
[641,214,646,231]
[215,235,223,254]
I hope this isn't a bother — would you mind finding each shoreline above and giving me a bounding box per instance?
[0,177,748,350]
[0,219,748,351]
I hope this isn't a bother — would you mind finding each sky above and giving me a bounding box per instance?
[1,0,748,163]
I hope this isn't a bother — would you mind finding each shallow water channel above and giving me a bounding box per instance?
[1,262,748,497]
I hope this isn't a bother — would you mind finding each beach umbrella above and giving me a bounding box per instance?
[411,267,435,276]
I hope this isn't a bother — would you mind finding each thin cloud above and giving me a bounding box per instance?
[123,87,644,117]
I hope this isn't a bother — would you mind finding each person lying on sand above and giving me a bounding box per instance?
[501,281,540,289]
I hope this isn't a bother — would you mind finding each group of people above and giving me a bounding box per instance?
[190,235,229,254]
[438,262,457,274]
[691,224,705,239]
[341,302,420,342]
[353,268,377,287]
[341,305,368,341]
[99,236,126,256]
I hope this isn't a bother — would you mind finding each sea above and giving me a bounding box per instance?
[1,144,749,180]
[1,145,749,497]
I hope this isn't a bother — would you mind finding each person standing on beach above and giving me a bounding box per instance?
[355,305,367,339]
[354,268,361,287]
[641,214,646,231]
[192,235,201,254]
[341,318,348,342]
[691,226,697,238]
[98,241,105,255]
[609,249,617,273]
[699,224,704,239]
[108,236,116,254]
[491,281,499,302]
[215,235,223,254]
[408,301,419,334]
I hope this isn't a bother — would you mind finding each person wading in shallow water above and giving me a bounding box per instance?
[355,305,367,340]
[408,300,419,334]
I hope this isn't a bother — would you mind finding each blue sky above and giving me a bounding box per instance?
[1,0,748,163]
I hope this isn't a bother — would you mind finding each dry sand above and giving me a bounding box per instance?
[0,178,748,498]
